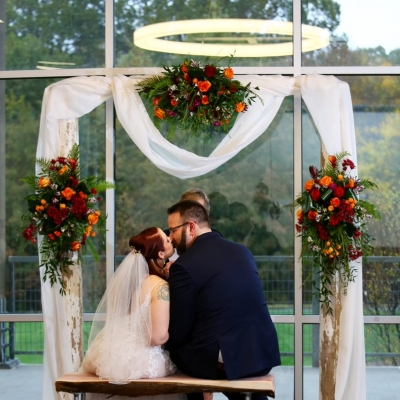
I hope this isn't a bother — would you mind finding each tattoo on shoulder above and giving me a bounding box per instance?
[157,283,170,301]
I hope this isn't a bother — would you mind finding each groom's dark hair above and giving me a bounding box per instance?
[168,200,210,228]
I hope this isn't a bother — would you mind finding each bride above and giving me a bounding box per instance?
[81,227,181,399]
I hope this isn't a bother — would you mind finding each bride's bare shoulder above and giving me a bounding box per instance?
[142,274,167,290]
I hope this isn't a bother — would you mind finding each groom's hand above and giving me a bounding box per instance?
[164,260,174,279]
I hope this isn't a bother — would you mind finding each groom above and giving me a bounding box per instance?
[165,200,280,400]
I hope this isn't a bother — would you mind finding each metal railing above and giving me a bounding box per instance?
[2,254,400,365]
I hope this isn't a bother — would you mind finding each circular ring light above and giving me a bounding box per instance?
[134,19,330,57]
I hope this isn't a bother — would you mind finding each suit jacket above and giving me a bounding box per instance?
[166,231,280,380]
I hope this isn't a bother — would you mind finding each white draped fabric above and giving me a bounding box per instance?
[37,74,365,400]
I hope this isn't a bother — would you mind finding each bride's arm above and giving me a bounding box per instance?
[150,278,171,346]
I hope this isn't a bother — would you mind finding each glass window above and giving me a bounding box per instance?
[303,0,400,66]
[116,97,295,313]
[303,324,319,399]
[273,324,295,398]
[115,0,293,67]
[337,76,400,317]
[1,1,105,71]
[365,324,400,365]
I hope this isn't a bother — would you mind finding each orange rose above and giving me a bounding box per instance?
[224,67,234,79]
[88,213,99,225]
[71,241,81,251]
[347,178,355,188]
[330,197,341,208]
[304,179,314,191]
[153,97,161,106]
[327,155,336,164]
[319,176,333,187]
[345,198,357,209]
[201,95,209,105]
[154,107,166,120]
[54,231,62,237]
[61,187,76,200]
[308,210,317,220]
[38,177,51,188]
[181,64,188,73]
[197,80,212,93]
[58,166,69,175]
[78,191,88,199]
[296,209,304,219]
[235,102,246,113]
[36,205,45,212]
[170,99,178,107]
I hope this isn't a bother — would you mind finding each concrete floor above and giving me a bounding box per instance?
[1,364,400,400]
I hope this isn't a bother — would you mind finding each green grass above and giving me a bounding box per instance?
[6,321,400,367]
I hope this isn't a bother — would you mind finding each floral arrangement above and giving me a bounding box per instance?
[136,57,262,136]
[21,144,114,294]
[294,152,380,313]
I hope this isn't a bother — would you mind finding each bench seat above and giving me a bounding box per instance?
[55,372,275,399]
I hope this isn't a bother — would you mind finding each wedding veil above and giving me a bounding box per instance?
[84,249,152,382]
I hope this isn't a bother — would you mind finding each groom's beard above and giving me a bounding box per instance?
[175,230,187,255]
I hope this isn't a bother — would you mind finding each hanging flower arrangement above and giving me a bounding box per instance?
[20,144,115,294]
[136,57,262,136]
[294,152,380,314]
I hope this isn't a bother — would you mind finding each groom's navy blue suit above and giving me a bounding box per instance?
[166,231,280,381]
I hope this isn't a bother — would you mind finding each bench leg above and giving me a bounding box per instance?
[243,392,251,400]
[72,393,86,400]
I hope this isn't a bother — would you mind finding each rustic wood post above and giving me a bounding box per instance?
[59,119,83,371]
[319,272,342,400]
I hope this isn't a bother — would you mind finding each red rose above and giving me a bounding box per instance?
[333,186,345,198]
[204,65,217,78]
[329,214,340,226]
[317,224,329,240]
[68,158,77,170]
[308,210,317,220]
[48,205,68,225]
[197,80,212,93]
[69,176,79,188]
[22,223,37,243]
[310,188,321,202]
[71,197,88,219]
[353,229,362,239]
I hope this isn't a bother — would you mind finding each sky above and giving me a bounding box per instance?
[334,0,400,52]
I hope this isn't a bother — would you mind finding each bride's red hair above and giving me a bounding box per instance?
[128,227,165,278]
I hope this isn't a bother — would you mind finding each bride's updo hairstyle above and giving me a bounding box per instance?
[129,227,166,279]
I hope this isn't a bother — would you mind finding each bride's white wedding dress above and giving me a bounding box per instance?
[80,250,185,400]
[82,289,177,380]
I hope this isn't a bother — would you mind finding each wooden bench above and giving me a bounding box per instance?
[55,372,275,400]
